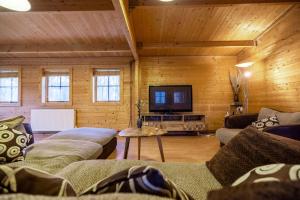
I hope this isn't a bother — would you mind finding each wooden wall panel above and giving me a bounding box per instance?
[0,65,132,130]
[139,56,237,130]
[237,5,300,113]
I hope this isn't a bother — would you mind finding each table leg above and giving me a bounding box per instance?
[138,137,141,160]
[156,136,165,162]
[123,137,130,159]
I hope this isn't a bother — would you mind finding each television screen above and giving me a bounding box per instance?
[149,85,193,113]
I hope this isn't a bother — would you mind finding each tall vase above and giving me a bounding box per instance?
[137,118,143,128]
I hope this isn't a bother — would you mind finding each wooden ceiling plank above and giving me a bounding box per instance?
[0,43,131,54]
[0,0,114,12]
[139,40,257,49]
[130,0,300,7]
[112,0,139,60]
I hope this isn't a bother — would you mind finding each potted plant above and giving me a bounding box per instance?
[229,71,241,104]
[136,99,144,128]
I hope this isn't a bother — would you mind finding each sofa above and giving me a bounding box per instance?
[1,126,300,200]
[216,108,300,145]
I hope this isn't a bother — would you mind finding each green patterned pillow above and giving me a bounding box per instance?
[0,124,28,164]
[0,116,25,129]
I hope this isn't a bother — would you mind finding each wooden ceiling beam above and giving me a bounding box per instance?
[0,0,114,12]
[130,0,300,7]
[138,40,257,49]
[0,43,131,54]
[112,0,139,61]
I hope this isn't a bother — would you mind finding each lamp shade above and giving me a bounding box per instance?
[0,0,31,11]
[235,62,254,68]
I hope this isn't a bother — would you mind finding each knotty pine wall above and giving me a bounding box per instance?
[238,5,300,113]
[0,65,132,130]
[139,56,237,130]
[0,56,237,131]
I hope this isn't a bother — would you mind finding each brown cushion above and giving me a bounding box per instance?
[0,116,25,129]
[232,164,300,186]
[0,124,28,164]
[0,165,76,196]
[251,116,279,131]
[207,181,300,200]
[206,127,300,186]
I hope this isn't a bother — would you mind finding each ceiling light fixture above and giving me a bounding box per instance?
[0,0,31,12]
[159,0,174,2]
[244,71,252,78]
[235,62,254,68]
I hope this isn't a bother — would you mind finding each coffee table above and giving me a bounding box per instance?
[119,126,167,162]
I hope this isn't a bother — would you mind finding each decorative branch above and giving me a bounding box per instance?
[229,70,241,103]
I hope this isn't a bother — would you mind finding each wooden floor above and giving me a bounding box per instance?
[34,134,220,163]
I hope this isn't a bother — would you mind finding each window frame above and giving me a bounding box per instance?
[0,67,21,107]
[41,67,73,106]
[90,67,123,105]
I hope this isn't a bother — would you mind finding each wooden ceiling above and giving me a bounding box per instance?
[0,0,298,59]
[131,4,293,56]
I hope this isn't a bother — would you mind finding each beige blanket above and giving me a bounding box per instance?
[0,194,171,200]
[3,159,221,200]
[26,139,103,160]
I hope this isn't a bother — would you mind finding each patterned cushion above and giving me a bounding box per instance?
[206,127,300,186]
[232,164,300,186]
[0,116,25,129]
[0,165,76,196]
[82,165,193,200]
[252,116,279,131]
[207,164,300,200]
[207,180,300,200]
[0,124,28,164]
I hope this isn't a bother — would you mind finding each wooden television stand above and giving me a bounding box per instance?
[142,113,206,135]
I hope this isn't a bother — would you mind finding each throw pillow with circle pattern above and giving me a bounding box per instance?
[252,116,279,131]
[232,164,300,186]
[0,123,28,164]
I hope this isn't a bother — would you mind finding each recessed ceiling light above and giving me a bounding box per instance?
[160,0,174,2]
[235,62,254,68]
[0,0,31,12]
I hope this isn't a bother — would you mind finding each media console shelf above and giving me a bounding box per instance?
[142,113,206,135]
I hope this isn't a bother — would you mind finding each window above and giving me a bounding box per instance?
[93,69,121,102]
[48,76,70,102]
[42,69,72,104]
[0,69,20,106]
[155,91,166,104]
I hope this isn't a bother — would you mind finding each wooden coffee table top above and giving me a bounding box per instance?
[119,126,167,137]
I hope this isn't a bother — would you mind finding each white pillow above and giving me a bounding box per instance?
[258,108,279,121]
[276,112,300,125]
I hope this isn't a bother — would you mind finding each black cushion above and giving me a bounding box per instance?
[82,165,193,200]
[23,123,34,145]
[264,124,300,141]
[225,113,258,129]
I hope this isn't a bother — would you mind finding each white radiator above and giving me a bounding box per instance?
[31,109,76,132]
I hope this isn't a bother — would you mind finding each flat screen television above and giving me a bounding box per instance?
[149,85,193,113]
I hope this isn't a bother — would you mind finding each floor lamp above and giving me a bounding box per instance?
[235,62,254,113]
